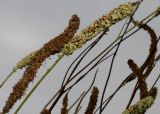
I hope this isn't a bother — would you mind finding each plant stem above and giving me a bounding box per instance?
[0,69,16,88]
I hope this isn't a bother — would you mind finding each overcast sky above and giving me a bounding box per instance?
[0,0,160,114]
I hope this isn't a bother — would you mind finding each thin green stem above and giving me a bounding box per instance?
[14,54,64,114]
[0,69,16,88]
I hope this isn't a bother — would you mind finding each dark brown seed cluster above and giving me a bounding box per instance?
[149,87,158,99]
[61,94,68,114]
[3,15,80,113]
[128,59,148,99]
[124,23,158,84]
[40,109,51,114]
[140,24,157,77]
[85,86,99,114]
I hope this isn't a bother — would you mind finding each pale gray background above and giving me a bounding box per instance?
[0,0,160,114]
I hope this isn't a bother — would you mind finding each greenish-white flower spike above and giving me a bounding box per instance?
[61,2,137,55]
[13,51,37,71]
[122,96,154,114]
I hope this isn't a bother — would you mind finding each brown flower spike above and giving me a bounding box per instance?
[85,86,99,114]
[61,93,68,114]
[40,109,51,114]
[3,15,80,113]
[149,87,158,99]
[123,23,158,84]
[127,59,148,99]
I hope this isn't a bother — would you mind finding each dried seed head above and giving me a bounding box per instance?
[85,86,99,114]
[127,59,148,99]
[40,109,51,114]
[61,94,68,114]
[62,2,137,55]
[2,15,80,114]
[140,24,157,70]
[149,87,158,99]
[124,23,158,85]
[123,96,155,114]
